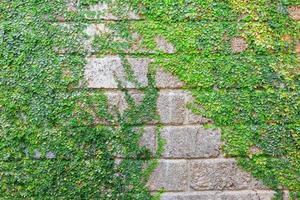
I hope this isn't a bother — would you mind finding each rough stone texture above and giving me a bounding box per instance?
[288,6,300,21]
[139,126,157,154]
[160,191,275,200]
[157,91,209,125]
[155,67,185,88]
[155,36,176,53]
[148,160,188,191]
[190,159,265,191]
[231,37,248,53]
[160,126,220,158]
[85,56,149,88]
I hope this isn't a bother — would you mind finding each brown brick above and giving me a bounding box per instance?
[160,126,220,158]
[148,160,188,191]
[190,159,266,191]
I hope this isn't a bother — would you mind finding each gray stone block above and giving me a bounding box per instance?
[84,56,150,88]
[155,36,176,53]
[139,126,156,154]
[155,68,184,88]
[148,160,188,191]
[160,191,275,200]
[160,126,220,158]
[190,159,266,191]
[184,92,211,124]
[160,192,217,200]
[158,91,209,125]
[158,91,186,124]
[217,191,275,200]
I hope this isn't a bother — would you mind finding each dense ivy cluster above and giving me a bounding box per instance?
[0,1,162,199]
[85,0,299,199]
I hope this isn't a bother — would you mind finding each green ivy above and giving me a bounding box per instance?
[1,0,299,199]
[0,0,162,199]
[86,0,299,199]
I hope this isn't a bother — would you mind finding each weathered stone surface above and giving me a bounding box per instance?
[190,159,266,191]
[158,91,186,124]
[84,23,113,52]
[158,91,210,125]
[155,36,176,53]
[160,126,220,158]
[139,126,156,154]
[288,6,300,20]
[104,91,127,114]
[148,160,188,191]
[155,68,185,88]
[160,192,217,200]
[231,37,248,53]
[84,56,149,88]
[185,92,211,124]
[104,91,145,114]
[217,191,275,200]
[160,191,275,200]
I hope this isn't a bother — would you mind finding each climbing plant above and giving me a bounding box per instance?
[1,0,299,199]
[0,1,162,199]
[85,0,299,199]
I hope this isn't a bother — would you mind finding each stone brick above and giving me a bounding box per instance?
[84,23,113,52]
[217,191,275,200]
[288,6,300,20]
[155,68,184,88]
[160,192,217,200]
[231,37,248,53]
[160,191,275,200]
[160,126,220,158]
[190,159,266,191]
[148,160,188,191]
[158,91,210,125]
[114,126,156,158]
[158,91,186,124]
[104,91,145,114]
[139,126,156,154]
[104,91,127,114]
[155,36,176,53]
[84,56,150,88]
[184,92,211,124]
